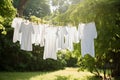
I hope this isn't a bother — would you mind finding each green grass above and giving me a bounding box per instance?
[0,68,110,80]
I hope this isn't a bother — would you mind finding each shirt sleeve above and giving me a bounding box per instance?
[78,23,86,40]
[74,27,79,43]
[11,18,17,28]
[78,24,81,40]
[31,23,35,34]
[19,22,23,33]
[64,27,68,35]
[92,22,97,39]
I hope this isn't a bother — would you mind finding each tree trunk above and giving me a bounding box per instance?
[18,0,28,17]
[111,51,120,77]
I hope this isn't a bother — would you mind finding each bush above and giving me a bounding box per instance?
[0,29,66,72]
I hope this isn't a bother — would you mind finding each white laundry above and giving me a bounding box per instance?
[72,27,79,43]
[11,17,23,43]
[32,23,41,45]
[39,24,48,47]
[78,23,86,40]
[57,27,68,50]
[43,27,58,60]
[19,22,34,51]
[66,27,79,51]
[78,22,97,57]
[12,18,98,59]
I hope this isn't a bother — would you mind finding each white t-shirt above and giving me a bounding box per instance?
[66,27,79,51]
[78,22,97,57]
[43,27,58,60]
[32,23,41,45]
[19,22,34,51]
[11,17,23,43]
[57,27,68,50]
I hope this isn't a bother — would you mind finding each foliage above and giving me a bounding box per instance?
[30,16,48,24]
[23,0,50,18]
[0,16,6,35]
[51,0,81,13]
[30,16,42,23]
[50,0,82,25]
[52,0,120,77]
[12,0,19,9]
[57,50,78,67]
[57,43,81,67]
[51,0,69,13]
[0,0,16,35]
[0,29,65,71]
[0,0,65,72]
[78,55,101,77]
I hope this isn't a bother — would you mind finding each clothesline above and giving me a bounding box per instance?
[11,17,97,60]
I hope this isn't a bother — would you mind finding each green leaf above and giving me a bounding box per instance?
[1,30,7,35]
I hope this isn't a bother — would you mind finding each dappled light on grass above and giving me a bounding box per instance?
[0,72,48,80]
[0,68,103,80]
[55,75,79,80]
[29,68,95,80]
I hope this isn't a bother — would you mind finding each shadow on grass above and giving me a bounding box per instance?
[0,72,49,80]
[86,76,102,80]
[0,72,103,80]
[113,77,120,80]
[55,75,78,80]
[55,75,102,80]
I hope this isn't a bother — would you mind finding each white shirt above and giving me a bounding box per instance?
[43,27,58,60]
[66,27,79,51]
[32,23,41,45]
[11,17,23,43]
[57,27,68,50]
[39,24,48,47]
[78,22,97,57]
[19,22,34,51]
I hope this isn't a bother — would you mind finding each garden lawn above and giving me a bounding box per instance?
[0,67,103,80]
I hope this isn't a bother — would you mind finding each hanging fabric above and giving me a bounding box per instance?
[32,23,41,45]
[78,22,97,57]
[12,17,98,59]
[11,17,23,43]
[39,24,48,47]
[43,27,58,60]
[66,27,79,51]
[57,26,68,50]
[19,21,34,51]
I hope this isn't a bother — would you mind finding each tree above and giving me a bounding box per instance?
[51,0,82,13]
[49,0,82,25]
[53,0,120,78]
[0,0,16,35]
[23,0,50,18]
[13,0,28,16]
